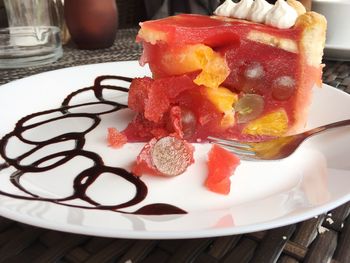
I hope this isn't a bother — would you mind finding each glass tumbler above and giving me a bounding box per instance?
[0,0,63,68]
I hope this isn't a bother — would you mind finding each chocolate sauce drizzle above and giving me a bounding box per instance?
[0,76,186,215]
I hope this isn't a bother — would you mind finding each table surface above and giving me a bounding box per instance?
[0,28,350,263]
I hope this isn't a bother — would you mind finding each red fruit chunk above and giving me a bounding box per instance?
[124,75,203,141]
[132,138,158,176]
[128,77,153,113]
[206,178,231,195]
[132,136,194,177]
[128,77,171,123]
[167,106,184,138]
[163,75,198,98]
[145,80,170,123]
[128,75,197,124]
[123,114,169,142]
[107,128,127,148]
[205,144,240,195]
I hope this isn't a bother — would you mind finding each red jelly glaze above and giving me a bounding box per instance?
[138,14,299,45]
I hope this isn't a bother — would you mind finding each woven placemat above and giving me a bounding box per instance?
[0,28,142,85]
[323,61,350,93]
[0,203,348,262]
[0,30,350,262]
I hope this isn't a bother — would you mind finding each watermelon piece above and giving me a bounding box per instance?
[128,77,153,113]
[128,75,198,124]
[107,127,127,148]
[205,144,240,195]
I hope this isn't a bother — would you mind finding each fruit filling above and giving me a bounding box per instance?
[123,12,325,142]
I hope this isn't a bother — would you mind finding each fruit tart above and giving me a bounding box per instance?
[123,0,327,142]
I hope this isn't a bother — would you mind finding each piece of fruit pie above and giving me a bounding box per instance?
[123,0,326,143]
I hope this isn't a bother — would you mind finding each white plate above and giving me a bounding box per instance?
[1,61,350,239]
[324,43,350,61]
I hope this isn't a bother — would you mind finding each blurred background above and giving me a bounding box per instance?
[0,0,311,29]
[0,0,223,29]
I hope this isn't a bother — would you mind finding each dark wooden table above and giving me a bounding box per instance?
[0,28,349,263]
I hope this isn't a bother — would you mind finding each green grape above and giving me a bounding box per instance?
[235,94,264,123]
[272,76,295,101]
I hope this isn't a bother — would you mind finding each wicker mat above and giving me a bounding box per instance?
[0,29,350,262]
[0,28,142,85]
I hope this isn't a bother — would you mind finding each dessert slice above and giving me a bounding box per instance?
[124,0,326,142]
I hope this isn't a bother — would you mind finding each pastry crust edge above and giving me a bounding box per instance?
[296,11,327,67]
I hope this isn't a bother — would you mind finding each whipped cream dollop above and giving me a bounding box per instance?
[265,0,298,29]
[213,0,236,17]
[247,0,273,23]
[231,0,253,20]
[214,0,299,29]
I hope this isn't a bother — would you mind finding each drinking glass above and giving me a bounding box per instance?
[0,0,63,68]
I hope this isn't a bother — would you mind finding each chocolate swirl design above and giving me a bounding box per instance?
[0,76,186,215]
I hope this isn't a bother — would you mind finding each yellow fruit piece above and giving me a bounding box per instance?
[243,110,289,136]
[206,87,238,127]
[221,113,235,128]
[161,44,229,89]
[206,87,238,113]
[161,44,213,76]
[194,52,230,89]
